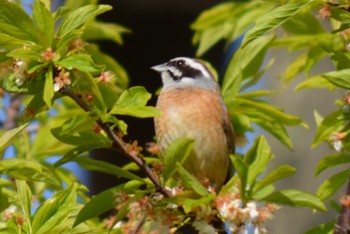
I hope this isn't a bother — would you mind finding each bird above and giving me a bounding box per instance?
[151,57,235,191]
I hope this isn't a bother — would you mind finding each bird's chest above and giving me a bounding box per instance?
[155,88,224,146]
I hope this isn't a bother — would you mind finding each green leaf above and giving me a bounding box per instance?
[316,153,350,176]
[0,0,39,42]
[53,145,91,167]
[262,189,327,211]
[73,156,143,182]
[85,44,129,90]
[32,183,78,234]
[312,110,344,148]
[316,170,349,201]
[295,75,336,91]
[176,163,209,196]
[33,0,55,46]
[242,0,312,47]
[190,2,235,30]
[283,53,307,83]
[0,33,27,49]
[195,23,230,57]
[57,4,112,38]
[16,180,32,229]
[245,136,272,187]
[83,21,130,45]
[322,69,350,89]
[236,98,306,127]
[253,165,296,195]
[236,90,279,99]
[0,159,59,186]
[162,138,195,182]
[74,181,143,226]
[6,47,41,60]
[255,120,293,149]
[183,194,215,214]
[51,114,110,147]
[283,12,325,35]
[43,65,54,108]
[56,54,102,72]
[222,35,275,97]
[110,86,160,118]
[230,155,248,201]
[0,123,28,151]
[305,221,335,234]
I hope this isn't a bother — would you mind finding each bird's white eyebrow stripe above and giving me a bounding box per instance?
[173,57,211,78]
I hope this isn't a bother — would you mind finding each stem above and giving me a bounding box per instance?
[334,175,350,234]
[130,212,146,234]
[63,88,171,197]
[4,94,21,130]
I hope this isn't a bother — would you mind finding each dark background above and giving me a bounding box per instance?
[90,0,227,195]
[81,1,341,233]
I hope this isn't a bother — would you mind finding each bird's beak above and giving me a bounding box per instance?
[151,63,167,73]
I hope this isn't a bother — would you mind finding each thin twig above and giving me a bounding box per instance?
[334,175,350,234]
[63,88,171,197]
[3,94,22,130]
[130,212,147,234]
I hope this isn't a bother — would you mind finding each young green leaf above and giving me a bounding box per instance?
[176,163,209,197]
[43,65,54,108]
[316,153,350,176]
[246,136,272,187]
[316,169,349,201]
[312,110,344,148]
[33,0,55,46]
[230,155,248,201]
[183,194,215,214]
[242,0,312,47]
[31,183,78,234]
[253,165,296,195]
[16,180,32,229]
[283,12,325,35]
[254,119,293,149]
[109,86,160,118]
[56,54,103,72]
[236,98,306,127]
[83,21,131,45]
[262,189,327,211]
[0,0,39,42]
[74,181,143,226]
[73,156,143,182]
[0,33,27,49]
[51,114,110,147]
[0,158,59,186]
[162,138,195,182]
[294,75,336,91]
[322,69,350,89]
[53,145,91,167]
[223,35,274,98]
[0,123,28,151]
[304,221,335,234]
[85,44,129,90]
[57,4,112,38]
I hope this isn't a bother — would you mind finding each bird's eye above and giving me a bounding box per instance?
[176,60,184,67]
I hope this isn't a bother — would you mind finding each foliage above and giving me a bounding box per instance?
[1,0,350,233]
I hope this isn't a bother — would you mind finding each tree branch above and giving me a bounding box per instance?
[3,94,22,130]
[62,87,171,197]
[334,175,350,234]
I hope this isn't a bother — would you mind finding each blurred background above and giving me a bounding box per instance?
[92,0,344,233]
[13,0,343,233]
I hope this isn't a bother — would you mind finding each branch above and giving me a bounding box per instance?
[3,94,22,130]
[62,87,171,198]
[334,175,350,234]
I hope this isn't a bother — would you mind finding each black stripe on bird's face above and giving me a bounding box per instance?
[167,59,202,81]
